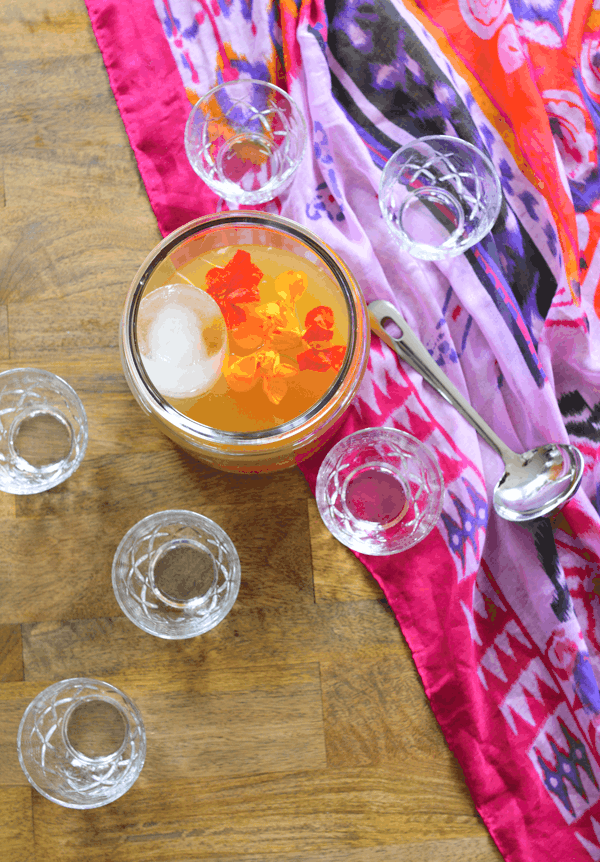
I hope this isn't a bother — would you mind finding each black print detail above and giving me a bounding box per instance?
[325,0,558,327]
[559,390,600,443]
[524,518,571,622]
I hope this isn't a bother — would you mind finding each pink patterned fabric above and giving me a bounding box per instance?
[86,1,600,859]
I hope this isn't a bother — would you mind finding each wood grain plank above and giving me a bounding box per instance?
[136,663,327,782]
[0,55,128,151]
[107,837,502,862]
[0,0,98,62]
[0,625,24,682]
[0,664,326,787]
[0,305,8,358]
[308,499,384,602]
[4,149,146,207]
[0,683,41,787]
[0,787,34,862]
[0,202,158,305]
[0,356,136,393]
[31,768,491,862]
[21,601,404,683]
[2,490,314,624]
[321,653,460,771]
[12,450,310,518]
[0,490,15,518]
[8,285,133,358]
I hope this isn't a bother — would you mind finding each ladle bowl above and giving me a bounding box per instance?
[369,300,585,522]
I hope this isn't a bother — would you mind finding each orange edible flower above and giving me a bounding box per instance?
[224,348,298,405]
[215,250,344,407]
[305,306,334,329]
[231,300,304,353]
[258,350,298,404]
[256,301,289,333]
[223,353,260,392]
[297,345,346,372]
[255,301,303,351]
[230,317,267,351]
[206,250,263,328]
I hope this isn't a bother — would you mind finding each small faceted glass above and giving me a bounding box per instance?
[112,509,241,639]
[184,78,307,206]
[0,368,88,494]
[379,135,502,260]
[316,427,444,555]
[17,678,146,809]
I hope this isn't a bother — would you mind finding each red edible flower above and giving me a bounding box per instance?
[303,305,335,345]
[297,345,346,372]
[206,250,263,328]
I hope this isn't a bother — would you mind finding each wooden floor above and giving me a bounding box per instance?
[0,2,503,860]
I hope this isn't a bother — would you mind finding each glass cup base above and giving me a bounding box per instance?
[0,368,88,494]
[184,78,307,208]
[316,427,445,555]
[17,678,146,809]
[379,135,502,260]
[112,509,241,639]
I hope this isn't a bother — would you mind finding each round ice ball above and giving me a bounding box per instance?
[137,284,227,400]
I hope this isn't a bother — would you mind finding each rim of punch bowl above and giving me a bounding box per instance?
[120,211,369,452]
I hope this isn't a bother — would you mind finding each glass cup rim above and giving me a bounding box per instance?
[121,211,366,448]
[315,425,445,554]
[0,366,88,493]
[184,78,308,207]
[379,134,502,257]
[385,134,499,168]
[8,406,75,474]
[184,77,308,170]
[17,677,146,809]
[187,76,305,114]
[111,508,241,639]
[148,536,219,610]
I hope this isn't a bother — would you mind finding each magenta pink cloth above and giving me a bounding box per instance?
[86,0,219,230]
[86,1,600,860]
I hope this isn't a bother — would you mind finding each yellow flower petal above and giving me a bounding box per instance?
[274,270,306,305]
[262,376,289,405]
[223,353,260,392]
[269,328,303,352]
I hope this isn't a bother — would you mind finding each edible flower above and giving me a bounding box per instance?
[296,305,345,371]
[229,270,306,353]
[275,270,306,305]
[205,250,263,329]
[224,348,298,405]
[297,345,346,372]
[303,305,334,345]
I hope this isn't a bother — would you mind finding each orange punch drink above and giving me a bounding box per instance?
[121,213,369,472]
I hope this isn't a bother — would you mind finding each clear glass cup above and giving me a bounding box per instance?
[379,135,502,260]
[119,211,370,473]
[0,368,88,494]
[315,427,445,555]
[112,509,241,639]
[184,78,307,207]
[17,678,146,809]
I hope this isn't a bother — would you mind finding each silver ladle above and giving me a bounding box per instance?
[369,300,585,522]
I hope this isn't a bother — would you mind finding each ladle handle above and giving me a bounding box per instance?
[368,300,517,463]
